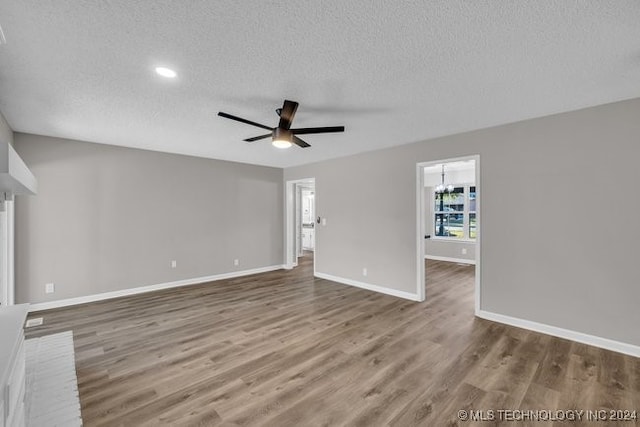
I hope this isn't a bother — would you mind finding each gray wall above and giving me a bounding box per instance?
[285,97,640,346]
[0,110,12,145]
[15,133,283,304]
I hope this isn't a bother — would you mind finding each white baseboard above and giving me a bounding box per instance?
[314,272,420,302]
[28,264,285,312]
[425,255,475,265]
[477,310,640,358]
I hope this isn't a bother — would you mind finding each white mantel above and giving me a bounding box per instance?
[0,142,37,196]
[0,303,29,427]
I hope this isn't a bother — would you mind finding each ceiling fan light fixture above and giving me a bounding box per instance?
[218,99,345,149]
[272,139,292,149]
[272,127,292,149]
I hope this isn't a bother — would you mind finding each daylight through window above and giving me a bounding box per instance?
[434,185,476,239]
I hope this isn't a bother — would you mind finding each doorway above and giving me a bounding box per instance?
[416,156,480,313]
[300,187,315,253]
[285,178,316,272]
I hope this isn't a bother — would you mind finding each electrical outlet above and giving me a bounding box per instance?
[171,260,177,268]
[234,259,239,266]
[461,248,467,255]
[45,283,55,294]
[322,218,327,226]
[362,268,367,277]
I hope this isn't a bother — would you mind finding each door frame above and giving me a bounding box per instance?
[0,199,15,306]
[416,155,480,314]
[285,178,316,271]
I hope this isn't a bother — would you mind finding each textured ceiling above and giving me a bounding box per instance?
[0,1,639,168]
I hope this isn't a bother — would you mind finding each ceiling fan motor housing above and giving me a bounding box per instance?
[273,127,292,143]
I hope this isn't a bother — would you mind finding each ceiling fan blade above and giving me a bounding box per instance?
[292,136,311,148]
[290,126,345,135]
[218,112,273,131]
[244,133,272,142]
[278,100,299,130]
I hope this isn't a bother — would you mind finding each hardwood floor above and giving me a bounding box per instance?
[26,256,640,426]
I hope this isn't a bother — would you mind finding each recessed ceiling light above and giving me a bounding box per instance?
[155,67,177,78]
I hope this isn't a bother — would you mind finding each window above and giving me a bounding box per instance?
[434,185,476,239]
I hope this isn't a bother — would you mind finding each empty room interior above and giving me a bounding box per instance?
[1,2,639,426]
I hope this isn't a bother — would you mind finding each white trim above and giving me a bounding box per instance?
[315,272,421,302]
[7,200,14,305]
[28,264,285,312]
[0,202,7,306]
[430,237,476,243]
[415,164,425,301]
[477,310,640,358]
[1,200,15,306]
[296,185,303,257]
[425,255,476,265]
[312,185,317,278]
[474,156,481,315]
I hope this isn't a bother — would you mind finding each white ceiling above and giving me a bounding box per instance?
[424,160,475,187]
[0,1,639,168]
[423,160,475,176]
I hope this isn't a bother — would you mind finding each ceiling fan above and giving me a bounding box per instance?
[218,100,345,149]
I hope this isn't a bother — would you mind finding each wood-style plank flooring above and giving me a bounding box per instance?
[26,255,640,426]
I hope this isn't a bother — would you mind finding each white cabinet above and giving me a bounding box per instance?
[0,304,28,427]
[302,227,314,250]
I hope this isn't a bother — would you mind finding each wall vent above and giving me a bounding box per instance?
[26,317,44,327]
